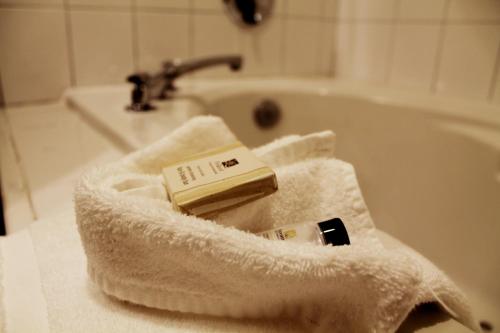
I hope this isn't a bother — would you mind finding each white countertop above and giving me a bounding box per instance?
[0,102,123,233]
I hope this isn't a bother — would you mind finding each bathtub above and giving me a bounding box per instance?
[67,78,500,331]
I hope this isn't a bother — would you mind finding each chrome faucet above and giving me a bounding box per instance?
[126,55,243,111]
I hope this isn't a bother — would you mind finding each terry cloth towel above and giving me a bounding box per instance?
[74,116,479,333]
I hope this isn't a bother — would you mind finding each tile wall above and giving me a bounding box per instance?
[0,0,499,105]
[0,0,335,104]
[335,0,500,103]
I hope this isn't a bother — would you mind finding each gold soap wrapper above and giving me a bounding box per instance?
[162,142,278,218]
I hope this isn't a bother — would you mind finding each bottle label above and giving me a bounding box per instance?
[257,224,319,243]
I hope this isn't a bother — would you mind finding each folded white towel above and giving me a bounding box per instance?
[75,116,479,332]
[3,212,474,333]
[22,210,316,333]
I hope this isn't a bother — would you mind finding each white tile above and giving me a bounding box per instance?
[68,0,131,7]
[323,0,339,19]
[287,0,322,17]
[334,22,392,83]
[0,8,70,103]
[136,0,190,9]
[389,24,441,90]
[192,13,240,77]
[339,0,397,20]
[137,12,190,72]
[193,13,239,55]
[448,0,500,21]
[240,16,283,75]
[398,0,447,20]
[284,18,321,75]
[436,24,500,99]
[192,0,222,11]
[70,10,134,86]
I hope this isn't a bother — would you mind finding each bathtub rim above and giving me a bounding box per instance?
[65,77,500,129]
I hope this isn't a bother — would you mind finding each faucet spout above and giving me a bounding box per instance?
[126,54,243,111]
[164,55,242,80]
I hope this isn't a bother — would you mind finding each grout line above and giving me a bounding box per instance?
[63,0,76,86]
[316,21,325,76]
[60,4,131,13]
[189,8,224,15]
[279,0,288,75]
[333,18,500,25]
[284,14,333,21]
[445,19,500,25]
[392,19,442,25]
[323,0,338,77]
[135,6,191,14]
[0,3,62,10]
[327,19,337,77]
[130,0,139,71]
[188,0,195,58]
[1,111,38,222]
[0,72,5,107]
[487,41,500,101]
[384,0,401,84]
[328,21,336,77]
[315,0,327,76]
[333,19,395,26]
[4,97,60,108]
[430,0,451,94]
[335,17,407,24]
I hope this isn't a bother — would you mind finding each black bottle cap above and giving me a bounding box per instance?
[318,218,350,246]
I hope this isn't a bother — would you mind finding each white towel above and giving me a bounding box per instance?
[74,116,479,332]
[2,212,474,333]
[24,210,336,333]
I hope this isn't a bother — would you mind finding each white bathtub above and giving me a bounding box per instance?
[68,78,500,331]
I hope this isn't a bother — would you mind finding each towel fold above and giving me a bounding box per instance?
[75,116,479,332]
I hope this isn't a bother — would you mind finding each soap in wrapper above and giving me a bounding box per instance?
[162,142,278,217]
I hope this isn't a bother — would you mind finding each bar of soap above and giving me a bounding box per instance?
[162,142,278,217]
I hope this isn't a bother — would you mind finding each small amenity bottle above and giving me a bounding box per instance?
[257,218,350,246]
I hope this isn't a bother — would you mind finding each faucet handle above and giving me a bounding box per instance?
[126,72,155,111]
[127,72,150,86]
